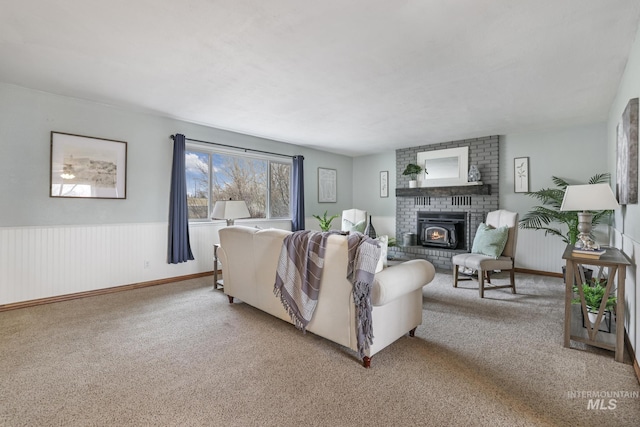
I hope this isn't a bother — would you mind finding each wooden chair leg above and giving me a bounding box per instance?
[510,269,516,294]
[453,264,459,287]
[485,270,491,284]
[479,269,485,298]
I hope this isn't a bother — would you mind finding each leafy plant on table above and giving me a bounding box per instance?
[313,211,339,232]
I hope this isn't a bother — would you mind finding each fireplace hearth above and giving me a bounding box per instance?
[417,212,467,250]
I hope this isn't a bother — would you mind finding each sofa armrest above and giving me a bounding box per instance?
[371,259,436,306]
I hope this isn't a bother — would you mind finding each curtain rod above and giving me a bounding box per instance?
[170,134,296,159]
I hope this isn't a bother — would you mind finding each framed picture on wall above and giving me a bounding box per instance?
[318,167,337,203]
[514,157,529,193]
[380,171,389,197]
[50,131,127,199]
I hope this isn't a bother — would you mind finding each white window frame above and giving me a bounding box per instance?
[186,143,293,222]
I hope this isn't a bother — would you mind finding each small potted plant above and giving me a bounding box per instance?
[402,163,423,188]
[572,279,616,325]
[312,211,339,232]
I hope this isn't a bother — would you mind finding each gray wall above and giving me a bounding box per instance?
[351,151,397,236]
[608,23,640,242]
[606,22,640,371]
[352,151,396,216]
[500,122,609,215]
[499,123,609,273]
[0,83,353,227]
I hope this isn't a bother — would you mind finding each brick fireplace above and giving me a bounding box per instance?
[390,136,500,270]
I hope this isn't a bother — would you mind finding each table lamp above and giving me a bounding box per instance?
[560,183,620,249]
[211,200,250,226]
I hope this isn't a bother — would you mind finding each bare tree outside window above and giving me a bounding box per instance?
[270,162,291,218]
[185,148,290,221]
[212,155,267,218]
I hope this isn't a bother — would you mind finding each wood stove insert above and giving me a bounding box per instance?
[417,212,467,250]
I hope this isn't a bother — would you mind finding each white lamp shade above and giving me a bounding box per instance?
[211,200,250,220]
[560,184,620,211]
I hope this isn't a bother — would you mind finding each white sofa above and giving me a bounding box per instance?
[218,226,436,367]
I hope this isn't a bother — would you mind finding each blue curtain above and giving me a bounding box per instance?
[291,155,305,231]
[168,134,194,264]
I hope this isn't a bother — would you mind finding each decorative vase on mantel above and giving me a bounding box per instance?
[364,215,377,239]
[409,180,418,188]
[468,165,481,183]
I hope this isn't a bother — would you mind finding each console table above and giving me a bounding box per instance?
[562,245,631,362]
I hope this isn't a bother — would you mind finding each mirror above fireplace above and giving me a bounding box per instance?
[416,146,469,187]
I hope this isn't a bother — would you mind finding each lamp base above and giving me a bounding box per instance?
[226,219,235,226]
[576,211,598,250]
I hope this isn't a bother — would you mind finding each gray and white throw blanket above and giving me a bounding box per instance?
[274,230,381,358]
[346,232,381,358]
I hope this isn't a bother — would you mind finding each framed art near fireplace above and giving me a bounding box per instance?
[514,157,529,193]
[50,132,127,199]
[380,171,389,198]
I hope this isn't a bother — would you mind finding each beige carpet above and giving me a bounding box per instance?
[1,271,639,426]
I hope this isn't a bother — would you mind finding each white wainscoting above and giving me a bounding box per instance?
[514,229,566,273]
[0,220,291,306]
[613,229,639,368]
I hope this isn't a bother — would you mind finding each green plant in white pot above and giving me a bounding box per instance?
[571,280,616,325]
[402,163,423,188]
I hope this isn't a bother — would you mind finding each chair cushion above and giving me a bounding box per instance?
[451,253,514,271]
[471,223,509,259]
[342,218,366,233]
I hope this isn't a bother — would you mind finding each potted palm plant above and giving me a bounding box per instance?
[519,173,613,245]
[519,173,614,283]
[402,163,423,188]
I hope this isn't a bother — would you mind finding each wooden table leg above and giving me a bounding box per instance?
[615,267,625,363]
[564,260,573,348]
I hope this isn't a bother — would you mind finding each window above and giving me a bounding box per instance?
[185,147,291,221]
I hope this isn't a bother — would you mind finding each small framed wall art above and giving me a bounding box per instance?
[514,157,529,193]
[50,132,127,199]
[380,171,389,197]
[318,167,337,203]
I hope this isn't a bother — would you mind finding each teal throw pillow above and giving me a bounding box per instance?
[342,218,366,233]
[471,223,509,259]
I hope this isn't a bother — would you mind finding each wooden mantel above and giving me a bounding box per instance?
[395,184,491,197]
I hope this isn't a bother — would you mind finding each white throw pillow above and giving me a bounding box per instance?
[374,235,389,272]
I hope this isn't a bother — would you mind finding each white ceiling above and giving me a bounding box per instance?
[1,1,639,156]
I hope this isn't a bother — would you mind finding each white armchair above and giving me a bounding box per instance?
[341,209,367,233]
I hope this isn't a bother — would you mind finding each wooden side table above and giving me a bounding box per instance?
[213,244,224,290]
[562,245,631,362]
